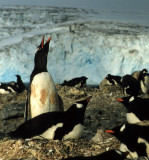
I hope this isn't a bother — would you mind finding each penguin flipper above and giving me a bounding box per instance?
[58,94,64,111]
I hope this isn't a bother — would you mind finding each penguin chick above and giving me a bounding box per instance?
[25,36,63,121]
[9,96,91,140]
[116,96,149,124]
[106,122,149,159]
[62,149,128,160]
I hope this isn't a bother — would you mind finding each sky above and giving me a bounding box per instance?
[0,0,149,13]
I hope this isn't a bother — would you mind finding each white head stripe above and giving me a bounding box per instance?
[129,96,135,102]
[75,103,83,108]
[120,124,126,132]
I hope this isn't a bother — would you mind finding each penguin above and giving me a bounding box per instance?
[9,96,91,140]
[0,75,26,94]
[62,76,88,87]
[106,121,149,159]
[116,96,149,124]
[0,82,17,94]
[105,74,122,86]
[138,69,149,94]
[121,74,140,96]
[15,75,26,93]
[25,36,63,121]
[62,150,128,160]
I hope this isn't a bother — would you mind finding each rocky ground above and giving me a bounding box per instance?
[0,79,148,160]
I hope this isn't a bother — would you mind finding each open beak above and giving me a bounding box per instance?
[46,37,51,43]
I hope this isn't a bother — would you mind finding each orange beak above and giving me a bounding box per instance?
[87,96,92,103]
[41,35,45,48]
[116,98,124,102]
[46,37,51,43]
[105,130,115,133]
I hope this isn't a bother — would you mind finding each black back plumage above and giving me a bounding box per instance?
[117,96,149,121]
[106,122,149,157]
[9,96,91,140]
[62,76,88,87]
[121,74,140,96]
[105,74,122,85]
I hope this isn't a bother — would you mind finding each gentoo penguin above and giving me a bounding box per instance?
[15,75,26,93]
[62,150,128,160]
[105,74,122,86]
[138,69,149,94]
[62,76,88,87]
[116,96,149,124]
[0,75,26,94]
[9,96,91,140]
[106,121,149,159]
[121,74,140,96]
[0,82,17,94]
[25,36,63,121]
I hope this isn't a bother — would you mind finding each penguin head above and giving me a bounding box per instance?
[34,36,51,70]
[116,96,135,108]
[105,124,126,140]
[66,96,92,121]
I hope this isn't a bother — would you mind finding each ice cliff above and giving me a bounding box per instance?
[0,6,149,85]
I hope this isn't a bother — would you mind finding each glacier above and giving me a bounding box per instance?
[0,6,149,85]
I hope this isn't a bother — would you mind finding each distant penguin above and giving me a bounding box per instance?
[9,96,91,140]
[138,69,149,94]
[0,83,17,94]
[105,74,122,86]
[62,76,88,87]
[15,75,26,93]
[121,74,140,96]
[116,96,149,124]
[25,36,63,121]
[0,75,24,94]
[62,149,128,160]
[106,122,149,159]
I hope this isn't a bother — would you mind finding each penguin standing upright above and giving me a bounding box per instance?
[138,69,149,94]
[25,36,63,121]
[106,121,149,159]
[9,96,91,140]
[15,75,26,93]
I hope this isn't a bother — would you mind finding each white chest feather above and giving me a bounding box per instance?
[120,143,138,159]
[40,123,63,139]
[126,113,141,124]
[63,124,84,140]
[140,77,149,93]
[30,72,59,118]
[138,137,149,157]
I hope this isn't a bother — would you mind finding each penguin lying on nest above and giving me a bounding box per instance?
[0,75,26,94]
[8,96,91,140]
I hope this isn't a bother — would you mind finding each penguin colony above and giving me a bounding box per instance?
[1,36,149,159]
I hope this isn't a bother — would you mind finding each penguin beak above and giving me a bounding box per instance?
[105,130,115,133]
[41,35,45,48]
[86,96,92,103]
[46,37,51,44]
[116,98,124,102]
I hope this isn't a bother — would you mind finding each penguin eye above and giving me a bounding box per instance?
[75,103,83,108]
